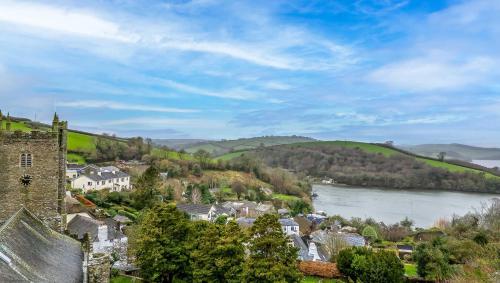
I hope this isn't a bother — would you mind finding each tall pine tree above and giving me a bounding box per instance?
[243,214,302,283]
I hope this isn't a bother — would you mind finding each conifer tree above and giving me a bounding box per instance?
[243,214,302,283]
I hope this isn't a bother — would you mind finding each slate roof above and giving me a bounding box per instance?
[83,170,129,182]
[213,204,235,217]
[279,218,299,227]
[67,163,85,170]
[177,203,213,215]
[0,207,83,283]
[67,215,124,242]
[290,234,312,260]
[341,233,366,247]
[67,214,102,241]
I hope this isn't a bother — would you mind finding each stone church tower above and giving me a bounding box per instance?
[0,112,67,232]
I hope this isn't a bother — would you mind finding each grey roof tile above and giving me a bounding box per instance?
[0,208,83,283]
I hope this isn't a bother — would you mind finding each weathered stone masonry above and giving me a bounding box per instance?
[0,112,67,232]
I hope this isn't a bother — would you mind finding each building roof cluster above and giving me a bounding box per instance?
[67,214,125,242]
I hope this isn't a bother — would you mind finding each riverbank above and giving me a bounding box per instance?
[312,184,499,228]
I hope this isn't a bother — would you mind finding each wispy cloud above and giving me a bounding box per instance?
[57,100,198,113]
[368,56,496,91]
[0,1,355,71]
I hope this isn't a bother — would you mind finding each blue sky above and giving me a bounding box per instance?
[0,0,499,146]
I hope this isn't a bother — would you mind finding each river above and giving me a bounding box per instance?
[312,184,499,228]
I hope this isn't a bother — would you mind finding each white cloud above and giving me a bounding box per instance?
[158,79,260,100]
[262,81,292,90]
[103,117,227,129]
[56,100,197,113]
[0,1,355,71]
[0,1,139,43]
[368,57,495,92]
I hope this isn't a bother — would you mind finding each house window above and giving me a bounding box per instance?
[109,180,112,183]
[88,182,92,186]
[20,153,32,168]
[121,178,124,182]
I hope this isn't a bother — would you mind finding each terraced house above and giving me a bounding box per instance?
[70,165,130,193]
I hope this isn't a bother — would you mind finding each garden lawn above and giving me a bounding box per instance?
[404,263,417,277]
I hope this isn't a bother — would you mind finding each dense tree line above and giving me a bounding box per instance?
[250,144,500,193]
[130,204,302,283]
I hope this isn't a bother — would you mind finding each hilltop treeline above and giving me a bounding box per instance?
[249,144,500,193]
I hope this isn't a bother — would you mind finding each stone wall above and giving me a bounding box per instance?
[0,123,67,231]
[88,253,111,283]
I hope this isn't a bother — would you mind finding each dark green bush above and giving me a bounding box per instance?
[337,247,404,283]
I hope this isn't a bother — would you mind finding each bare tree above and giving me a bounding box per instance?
[191,187,202,204]
[323,233,350,262]
[231,180,247,200]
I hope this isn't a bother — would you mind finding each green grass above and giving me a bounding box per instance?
[111,275,142,283]
[272,193,301,201]
[216,150,249,161]
[404,263,417,277]
[1,120,32,132]
[151,147,193,160]
[296,141,399,157]
[67,153,86,164]
[417,158,497,178]
[67,131,96,152]
[302,276,343,283]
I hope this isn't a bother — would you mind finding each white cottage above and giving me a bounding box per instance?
[70,165,130,193]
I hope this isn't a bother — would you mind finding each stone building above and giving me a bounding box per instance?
[0,112,67,232]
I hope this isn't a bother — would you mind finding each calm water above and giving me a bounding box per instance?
[312,184,499,228]
[472,159,500,168]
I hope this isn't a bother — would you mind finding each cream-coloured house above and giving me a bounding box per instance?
[70,165,130,193]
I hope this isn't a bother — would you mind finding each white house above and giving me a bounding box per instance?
[66,163,85,180]
[176,203,217,221]
[279,218,300,236]
[70,165,130,193]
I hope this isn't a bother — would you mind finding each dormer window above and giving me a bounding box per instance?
[20,153,32,168]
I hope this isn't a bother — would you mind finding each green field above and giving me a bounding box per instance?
[67,131,96,152]
[272,193,301,201]
[151,147,193,160]
[184,136,315,156]
[1,120,33,132]
[67,153,86,164]
[215,150,249,161]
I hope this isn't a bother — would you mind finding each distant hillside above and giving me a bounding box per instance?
[180,136,316,156]
[219,141,500,193]
[152,139,211,150]
[400,143,500,161]
[3,117,132,164]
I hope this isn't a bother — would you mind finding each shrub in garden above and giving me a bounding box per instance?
[337,247,404,283]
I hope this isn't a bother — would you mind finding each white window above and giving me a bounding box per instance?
[20,153,32,168]
[88,182,92,186]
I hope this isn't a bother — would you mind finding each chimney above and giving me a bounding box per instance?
[97,172,102,176]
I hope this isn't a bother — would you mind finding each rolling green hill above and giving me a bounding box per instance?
[230,141,500,193]
[400,143,500,161]
[1,118,126,164]
[180,136,315,156]
[218,140,500,178]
